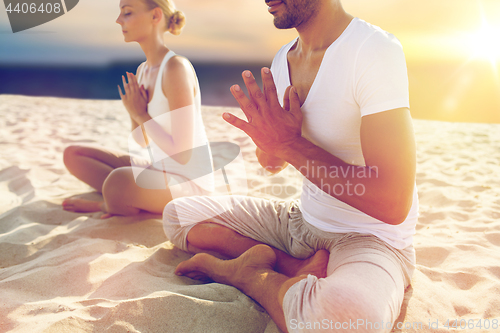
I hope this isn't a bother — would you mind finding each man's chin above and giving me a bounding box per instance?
[273,18,295,30]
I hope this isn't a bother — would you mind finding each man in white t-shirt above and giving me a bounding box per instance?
[164,0,417,332]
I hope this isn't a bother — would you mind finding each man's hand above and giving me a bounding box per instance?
[118,72,149,121]
[224,68,303,159]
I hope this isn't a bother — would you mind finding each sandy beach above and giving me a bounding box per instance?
[0,94,499,332]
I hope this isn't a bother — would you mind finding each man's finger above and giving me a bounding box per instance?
[242,70,266,112]
[222,112,254,136]
[289,87,303,120]
[283,86,292,112]
[261,67,280,109]
[231,84,258,123]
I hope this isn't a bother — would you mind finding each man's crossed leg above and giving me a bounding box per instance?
[164,195,414,333]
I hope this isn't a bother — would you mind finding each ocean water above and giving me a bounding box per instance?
[0,62,268,108]
[1,61,499,123]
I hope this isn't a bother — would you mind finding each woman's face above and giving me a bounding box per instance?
[116,0,154,43]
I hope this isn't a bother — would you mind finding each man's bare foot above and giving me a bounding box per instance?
[276,249,330,279]
[175,244,330,295]
[62,198,103,213]
[175,244,277,289]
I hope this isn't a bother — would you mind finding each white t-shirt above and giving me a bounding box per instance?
[270,18,418,249]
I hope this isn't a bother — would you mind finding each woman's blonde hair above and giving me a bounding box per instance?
[143,0,186,35]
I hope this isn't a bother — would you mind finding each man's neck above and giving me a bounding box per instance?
[294,1,353,54]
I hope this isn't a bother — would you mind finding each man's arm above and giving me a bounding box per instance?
[226,68,415,225]
[281,107,415,225]
[256,147,289,174]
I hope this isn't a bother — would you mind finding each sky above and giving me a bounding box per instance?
[1,0,499,65]
[1,0,500,122]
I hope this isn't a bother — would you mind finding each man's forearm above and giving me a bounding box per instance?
[279,137,413,225]
[256,147,288,174]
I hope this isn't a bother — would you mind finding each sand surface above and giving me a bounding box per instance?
[0,94,499,332]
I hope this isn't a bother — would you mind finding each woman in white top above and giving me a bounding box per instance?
[62,0,213,218]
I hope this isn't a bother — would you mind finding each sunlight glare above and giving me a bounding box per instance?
[467,20,500,63]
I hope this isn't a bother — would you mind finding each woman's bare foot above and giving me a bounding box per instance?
[62,198,103,213]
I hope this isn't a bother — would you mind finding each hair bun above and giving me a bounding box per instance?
[169,10,186,35]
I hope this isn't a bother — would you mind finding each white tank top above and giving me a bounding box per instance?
[136,51,214,192]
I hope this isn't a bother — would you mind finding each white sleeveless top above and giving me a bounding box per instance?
[136,51,214,192]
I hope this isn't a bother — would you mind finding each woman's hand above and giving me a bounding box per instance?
[118,72,149,121]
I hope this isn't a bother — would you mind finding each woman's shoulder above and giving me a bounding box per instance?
[162,54,196,84]
[164,54,194,78]
[136,61,146,76]
[161,54,198,101]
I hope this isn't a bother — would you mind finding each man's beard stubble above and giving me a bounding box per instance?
[271,0,320,30]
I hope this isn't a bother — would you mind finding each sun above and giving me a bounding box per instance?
[467,19,500,63]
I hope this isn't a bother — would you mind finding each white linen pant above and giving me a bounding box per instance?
[163,195,415,333]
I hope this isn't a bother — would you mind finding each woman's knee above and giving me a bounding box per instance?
[63,145,82,169]
[63,144,99,170]
[102,168,136,200]
[101,168,143,215]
